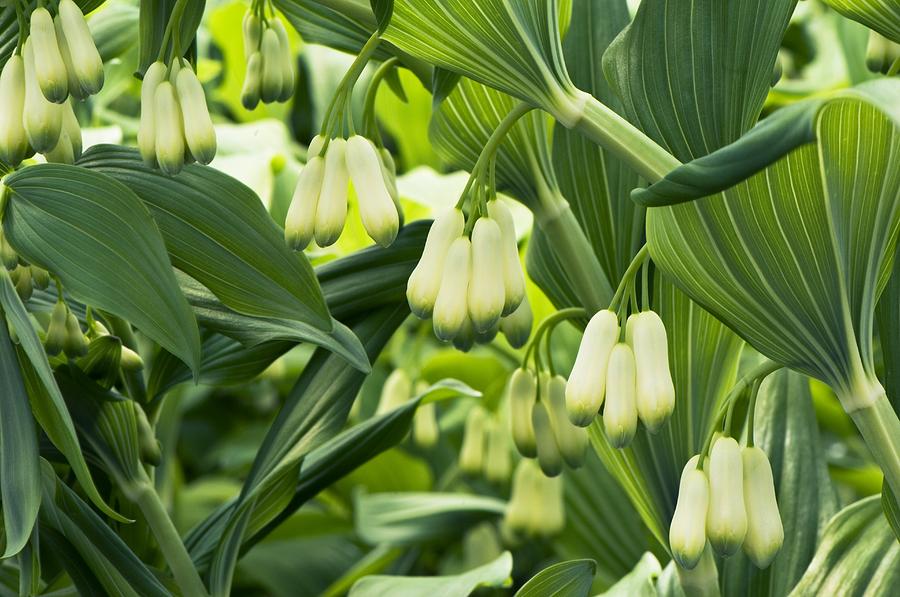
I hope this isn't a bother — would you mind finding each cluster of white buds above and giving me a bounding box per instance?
[507,369,588,477]
[503,459,565,538]
[458,406,511,483]
[375,371,440,449]
[241,9,294,108]
[406,202,531,350]
[566,309,675,446]
[669,438,784,570]
[138,59,217,175]
[285,135,402,250]
[0,1,103,167]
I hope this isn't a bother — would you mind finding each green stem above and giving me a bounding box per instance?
[570,93,681,184]
[522,307,587,370]
[745,378,762,448]
[844,388,900,505]
[129,479,209,597]
[320,32,382,139]
[610,245,650,312]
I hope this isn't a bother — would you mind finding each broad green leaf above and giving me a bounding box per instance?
[136,0,207,76]
[354,492,506,545]
[0,272,122,522]
[721,370,840,596]
[821,0,900,43]
[79,145,332,331]
[598,553,662,597]
[789,496,900,595]
[0,315,40,557]
[40,526,110,597]
[348,551,512,597]
[89,3,140,62]
[370,0,393,33]
[883,485,900,542]
[876,245,900,414]
[516,559,596,597]
[646,85,900,403]
[3,164,201,372]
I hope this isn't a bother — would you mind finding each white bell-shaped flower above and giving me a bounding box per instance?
[742,446,784,568]
[669,455,710,569]
[58,0,104,96]
[532,391,562,478]
[603,342,638,448]
[487,200,525,315]
[407,208,465,319]
[707,437,748,556]
[0,55,30,166]
[508,368,537,458]
[467,216,506,333]
[546,374,588,468]
[432,236,471,341]
[176,65,217,165]
[138,62,167,166]
[30,7,68,103]
[566,309,619,426]
[23,39,63,154]
[259,28,283,104]
[376,368,411,415]
[241,52,262,110]
[346,135,399,247]
[499,294,532,349]
[284,156,325,250]
[459,407,487,475]
[153,81,185,176]
[627,311,676,432]
[314,138,349,247]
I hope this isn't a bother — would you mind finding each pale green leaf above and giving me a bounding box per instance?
[821,0,900,43]
[597,553,662,597]
[516,559,596,597]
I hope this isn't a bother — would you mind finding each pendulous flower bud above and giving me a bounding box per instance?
[407,208,465,319]
[432,236,471,342]
[133,402,161,466]
[23,40,63,154]
[566,309,619,427]
[31,267,49,290]
[741,446,783,568]
[58,0,104,96]
[627,311,675,433]
[0,55,30,166]
[176,65,217,165]
[44,300,68,356]
[546,374,588,469]
[412,402,439,449]
[284,156,324,250]
[54,14,85,102]
[346,136,399,247]
[138,62,167,166]
[508,368,537,458]
[504,460,537,534]
[483,419,511,484]
[120,345,145,371]
[314,138,349,247]
[532,394,563,478]
[259,28,283,104]
[242,12,262,61]
[467,217,505,333]
[499,294,532,349]
[271,19,294,102]
[486,200,525,315]
[535,471,566,537]
[153,81,185,176]
[603,343,638,448]
[241,52,263,110]
[669,455,710,569]
[0,232,17,271]
[459,407,487,475]
[307,135,325,159]
[62,311,89,358]
[44,100,81,164]
[452,316,475,352]
[707,437,747,556]
[13,265,32,302]
[376,368,411,415]
[30,7,69,103]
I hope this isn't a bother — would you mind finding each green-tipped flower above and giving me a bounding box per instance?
[13,266,31,301]
[407,208,465,319]
[532,395,563,477]
[741,446,783,568]
[0,55,30,166]
[176,65,217,165]
[467,217,505,333]
[120,345,144,371]
[499,294,532,349]
[603,342,638,448]
[45,300,68,356]
[459,407,487,475]
[566,309,619,426]
[271,19,294,102]
[285,156,325,250]
[54,14,84,102]
[376,368,412,415]
[153,81,185,176]
[669,455,710,569]
[347,136,400,247]
[378,148,403,226]
[486,200,525,315]
[62,311,89,358]
[133,402,161,466]
[546,374,588,469]
[138,61,167,166]
[432,236,471,342]
[314,138,349,247]
[535,472,566,537]
[44,100,81,164]
[241,52,262,110]
[484,419,511,484]
[452,316,475,352]
[866,31,900,74]
[259,28,283,104]
[504,460,538,534]
[58,0,104,96]
[627,311,675,433]
[508,368,537,458]
[30,7,69,103]
[31,266,49,290]
[0,232,17,271]
[412,402,439,449]
[707,437,747,556]
[23,39,63,154]
[242,12,262,61]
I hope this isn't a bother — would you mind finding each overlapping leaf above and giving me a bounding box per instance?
[349,551,512,596]
[516,559,596,597]
[136,0,207,76]
[821,0,900,43]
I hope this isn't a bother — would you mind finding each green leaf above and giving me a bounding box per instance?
[40,526,110,597]
[646,84,900,400]
[597,553,661,597]
[3,163,201,372]
[876,245,900,414]
[516,559,596,597]
[0,271,122,522]
[821,0,900,44]
[137,0,207,77]
[431,67,460,105]
[79,145,332,331]
[0,314,40,557]
[348,551,512,597]
[790,496,900,594]
[883,484,900,542]
[370,0,393,33]
[354,492,506,545]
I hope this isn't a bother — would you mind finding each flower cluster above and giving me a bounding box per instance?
[0,1,103,167]
[566,308,675,446]
[2,231,50,302]
[502,459,565,538]
[285,135,401,250]
[375,370,439,449]
[458,406,512,484]
[241,9,294,108]
[670,438,784,570]
[138,59,216,175]
[407,203,531,351]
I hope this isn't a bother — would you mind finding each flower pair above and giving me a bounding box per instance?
[241,12,294,108]
[566,309,675,446]
[138,60,217,175]
[459,406,511,483]
[508,369,588,477]
[503,459,565,538]
[670,438,784,569]
[375,371,439,449]
[286,135,402,250]
[407,203,531,350]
